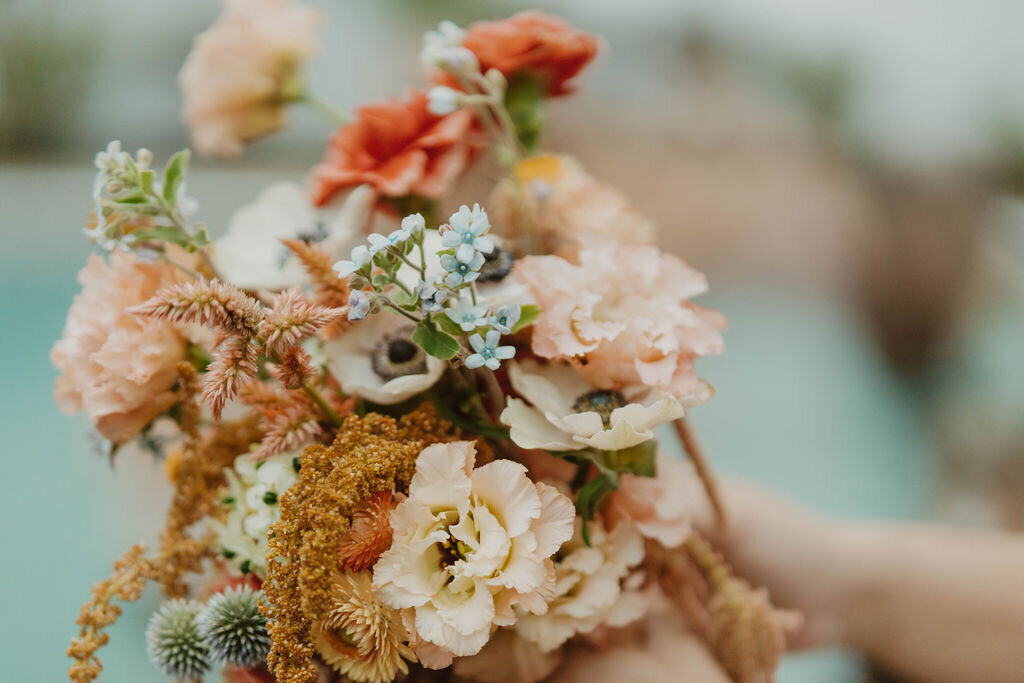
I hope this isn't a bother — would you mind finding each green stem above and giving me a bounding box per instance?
[300,94,350,128]
[383,300,422,324]
[301,382,343,427]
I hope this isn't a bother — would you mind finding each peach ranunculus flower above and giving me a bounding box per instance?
[605,450,698,549]
[489,154,656,251]
[51,251,191,443]
[310,91,477,207]
[458,11,600,96]
[513,239,727,398]
[372,441,575,663]
[178,0,322,157]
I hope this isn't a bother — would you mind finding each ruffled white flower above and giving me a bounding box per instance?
[500,359,708,452]
[212,182,372,290]
[373,441,575,658]
[515,516,647,652]
[212,452,299,578]
[322,313,444,405]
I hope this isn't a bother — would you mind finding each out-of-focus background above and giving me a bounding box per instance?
[4,0,1024,681]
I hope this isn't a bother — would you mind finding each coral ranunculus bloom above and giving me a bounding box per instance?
[310,91,477,207]
[460,11,600,96]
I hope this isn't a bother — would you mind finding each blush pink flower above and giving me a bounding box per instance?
[178,0,322,156]
[372,441,574,660]
[513,239,727,398]
[51,251,190,443]
[605,451,697,549]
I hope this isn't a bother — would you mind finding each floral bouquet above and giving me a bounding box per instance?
[58,4,795,683]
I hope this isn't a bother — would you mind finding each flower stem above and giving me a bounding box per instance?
[383,300,422,324]
[301,382,343,427]
[300,94,350,128]
[673,416,729,531]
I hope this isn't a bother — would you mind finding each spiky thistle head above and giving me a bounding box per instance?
[146,599,210,680]
[197,586,271,668]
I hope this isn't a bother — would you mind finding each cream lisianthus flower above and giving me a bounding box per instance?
[322,313,444,405]
[211,182,372,291]
[500,359,708,452]
[515,516,647,652]
[372,441,575,659]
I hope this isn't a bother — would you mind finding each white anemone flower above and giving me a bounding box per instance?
[211,182,373,290]
[322,313,444,405]
[500,359,711,452]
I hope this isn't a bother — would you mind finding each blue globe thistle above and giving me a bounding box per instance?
[145,599,210,680]
[197,586,271,668]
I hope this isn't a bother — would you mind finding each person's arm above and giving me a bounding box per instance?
[698,479,1024,683]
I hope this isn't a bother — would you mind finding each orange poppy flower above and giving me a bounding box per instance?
[460,11,600,95]
[310,91,476,207]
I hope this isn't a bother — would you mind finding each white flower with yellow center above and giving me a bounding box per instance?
[372,441,575,659]
[500,359,709,452]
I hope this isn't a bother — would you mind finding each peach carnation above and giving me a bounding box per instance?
[605,451,698,549]
[372,441,574,661]
[489,154,656,251]
[310,91,477,207]
[513,239,726,398]
[178,0,321,156]
[51,251,190,443]
[458,11,599,96]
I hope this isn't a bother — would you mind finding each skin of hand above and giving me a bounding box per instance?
[554,598,732,683]
[691,477,1024,683]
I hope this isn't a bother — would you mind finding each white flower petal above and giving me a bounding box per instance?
[470,459,541,538]
[576,419,654,451]
[409,441,475,507]
[500,399,583,451]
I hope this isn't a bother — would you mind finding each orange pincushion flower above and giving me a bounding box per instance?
[459,11,600,96]
[310,91,477,207]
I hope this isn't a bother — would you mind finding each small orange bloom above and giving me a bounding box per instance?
[310,91,476,207]
[460,11,600,95]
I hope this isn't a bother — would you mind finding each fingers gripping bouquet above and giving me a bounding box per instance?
[58,6,795,683]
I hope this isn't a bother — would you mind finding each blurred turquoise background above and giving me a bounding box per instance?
[4,0,1024,681]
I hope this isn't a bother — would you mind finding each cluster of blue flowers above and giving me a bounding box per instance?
[334,204,519,371]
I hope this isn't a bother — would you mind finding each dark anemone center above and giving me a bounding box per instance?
[573,389,627,427]
[371,326,427,381]
[477,247,514,283]
[388,339,418,364]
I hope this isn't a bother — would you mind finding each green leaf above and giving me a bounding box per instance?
[413,319,460,360]
[139,169,155,196]
[127,225,191,248]
[576,474,616,546]
[613,440,657,477]
[511,304,540,333]
[392,287,418,308]
[435,313,466,338]
[162,149,190,203]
